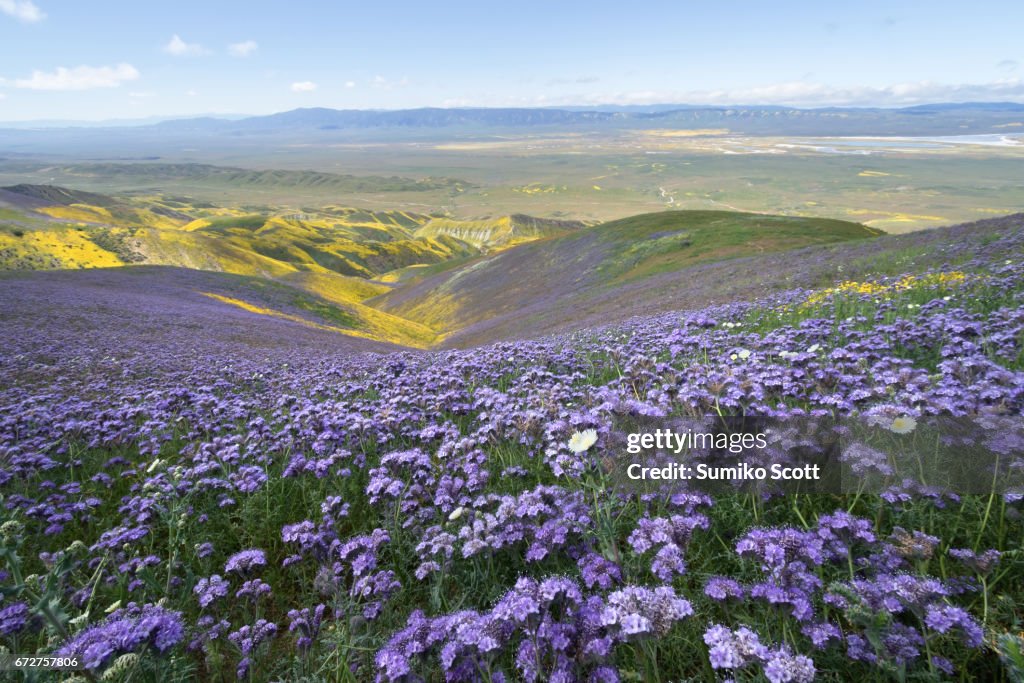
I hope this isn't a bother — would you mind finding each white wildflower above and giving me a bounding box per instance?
[568,429,599,453]
[888,416,917,435]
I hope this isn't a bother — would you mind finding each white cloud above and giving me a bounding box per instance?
[709,79,1024,106]
[371,75,409,90]
[0,0,45,22]
[228,40,258,57]
[163,34,208,57]
[547,75,600,86]
[997,59,1018,73]
[344,80,356,88]
[14,63,140,91]
[290,80,317,92]
[557,79,1024,108]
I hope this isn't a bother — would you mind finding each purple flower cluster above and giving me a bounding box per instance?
[736,526,824,621]
[375,576,693,681]
[628,513,709,581]
[194,574,230,608]
[228,619,278,679]
[704,624,816,683]
[415,485,592,579]
[224,548,267,574]
[287,604,326,653]
[54,603,184,673]
[577,552,622,589]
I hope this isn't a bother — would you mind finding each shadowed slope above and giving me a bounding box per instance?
[374,210,879,343]
[425,214,1024,346]
[2,183,190,228]
[0,266,433,350]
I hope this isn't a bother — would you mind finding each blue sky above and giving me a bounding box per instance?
[1,0,1022,121]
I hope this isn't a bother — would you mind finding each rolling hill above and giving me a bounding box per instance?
[0,184,478,277]
[4,183,1023,351]
[0,183,604,275]
[378,213,1024,347]
[10,180,1023,353]
[14,162,472,194]
[373,210,883,344]
[1,183,190,228]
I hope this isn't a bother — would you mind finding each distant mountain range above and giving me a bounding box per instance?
[4,102,1024,137]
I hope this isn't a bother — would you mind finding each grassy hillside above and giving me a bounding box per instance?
[386,213,1024,347]
[373,210,882,342]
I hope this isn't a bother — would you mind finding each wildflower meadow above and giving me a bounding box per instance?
[2,219,1024,682]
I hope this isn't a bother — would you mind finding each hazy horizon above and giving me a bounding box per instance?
[2,0,1023,122]
[4,100,1024,129]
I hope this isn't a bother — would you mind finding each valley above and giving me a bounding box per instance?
[1,177,893,348]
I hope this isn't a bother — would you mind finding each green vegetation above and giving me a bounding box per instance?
[590,211,880,281]
[84,227,146,263]
[198,214,269,232]
[375,210,879,339]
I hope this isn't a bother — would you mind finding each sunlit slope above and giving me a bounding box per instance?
[1,184,590,277]
[184,215,476,278]
[414,214,587,250]
[374,210,881,343]
[0,224,126,270]
[2,183,190,229]
[0,185,480,278]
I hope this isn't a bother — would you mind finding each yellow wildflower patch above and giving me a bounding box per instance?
[796,271,968,309]
[199,292,436,348]
[36,204,113,223]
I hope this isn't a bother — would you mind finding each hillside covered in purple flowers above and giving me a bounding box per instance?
[2,213,1024,682]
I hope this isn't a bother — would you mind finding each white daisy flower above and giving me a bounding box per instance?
[888,416,917,434]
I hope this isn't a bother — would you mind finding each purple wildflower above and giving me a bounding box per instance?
[224,548,266,574]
